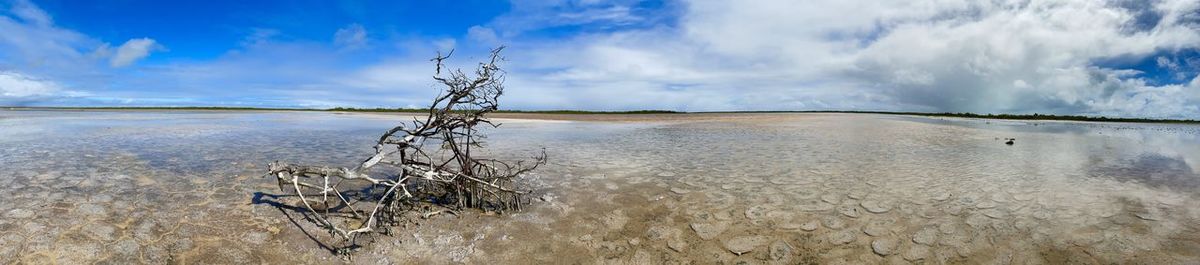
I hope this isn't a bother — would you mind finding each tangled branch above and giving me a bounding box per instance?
[264,46,545,252]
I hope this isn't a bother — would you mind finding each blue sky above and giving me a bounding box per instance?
[2,0,1200,118]
[35,1,507,59]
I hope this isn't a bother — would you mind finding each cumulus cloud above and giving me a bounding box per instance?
[498,0,1200,117]
[4,0,1200,117]
[333,23,367,49]
[0,71,87,105]
[839,0,1200,115]
[0,71,61,97]
[110,38,160,67]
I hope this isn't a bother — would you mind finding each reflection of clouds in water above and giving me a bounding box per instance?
[1089,154,1199,191]
[1133,130,1200,176]
[2,111,1200,263]
[1095,128,1200,176]
[895,115,1200,177]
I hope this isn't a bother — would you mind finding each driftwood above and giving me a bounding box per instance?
[265,47,545,253]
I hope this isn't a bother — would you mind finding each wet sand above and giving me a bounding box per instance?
[1,110,1199,264]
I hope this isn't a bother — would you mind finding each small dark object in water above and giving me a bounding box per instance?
[1004,138,1015,145]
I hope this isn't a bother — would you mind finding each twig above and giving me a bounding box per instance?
[262,46,545,254]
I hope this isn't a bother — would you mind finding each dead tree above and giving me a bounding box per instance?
[265,46,545,253]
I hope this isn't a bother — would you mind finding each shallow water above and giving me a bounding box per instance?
[1,110,1199,264]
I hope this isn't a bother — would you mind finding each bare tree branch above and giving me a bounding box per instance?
[264,46,545,253]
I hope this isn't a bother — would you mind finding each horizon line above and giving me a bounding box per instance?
[4,106,1199,124]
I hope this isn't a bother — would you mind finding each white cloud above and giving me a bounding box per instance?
[840,1,1196,113]
[0,3,97,71]
[89,43,112,59]
[432,38,456,52]
[1158,56,1180,70]
[340,60,431,91]
[467,25,500,45]
[0,71,86,105]
[333,23,367,49]
[497,0,1200,117]
[8,0,51,26]
[556,5,641,25]
[110,38,160,67]
[3,0,1199,117]
[490,0,655,37]
[0,0,167,105]
[240,28,280,48]
[0,71,60,97]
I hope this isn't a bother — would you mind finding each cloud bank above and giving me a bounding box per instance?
[2,0,1199,118]
[0,70,60,97]
[0,70,86,105]
[497,0,1200,118]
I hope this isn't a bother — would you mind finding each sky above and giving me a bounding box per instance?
[1,0,1200,118]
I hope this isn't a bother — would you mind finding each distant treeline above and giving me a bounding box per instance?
[6,106,1198,123]
[5,106,679,115]
[791,111,1200,124]
[328,107,681,114]
[23,106,322,111]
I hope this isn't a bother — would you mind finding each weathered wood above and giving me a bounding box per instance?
[264,47,545,253]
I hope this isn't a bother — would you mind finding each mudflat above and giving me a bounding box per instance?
[1,110,1198,264]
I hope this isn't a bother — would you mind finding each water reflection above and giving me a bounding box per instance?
[1090,153,1199,190]
[0,111,1198,263]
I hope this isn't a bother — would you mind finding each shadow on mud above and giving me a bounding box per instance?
[250,192,354,254]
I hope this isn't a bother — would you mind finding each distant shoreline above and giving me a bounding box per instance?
[3,106,1198,124]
